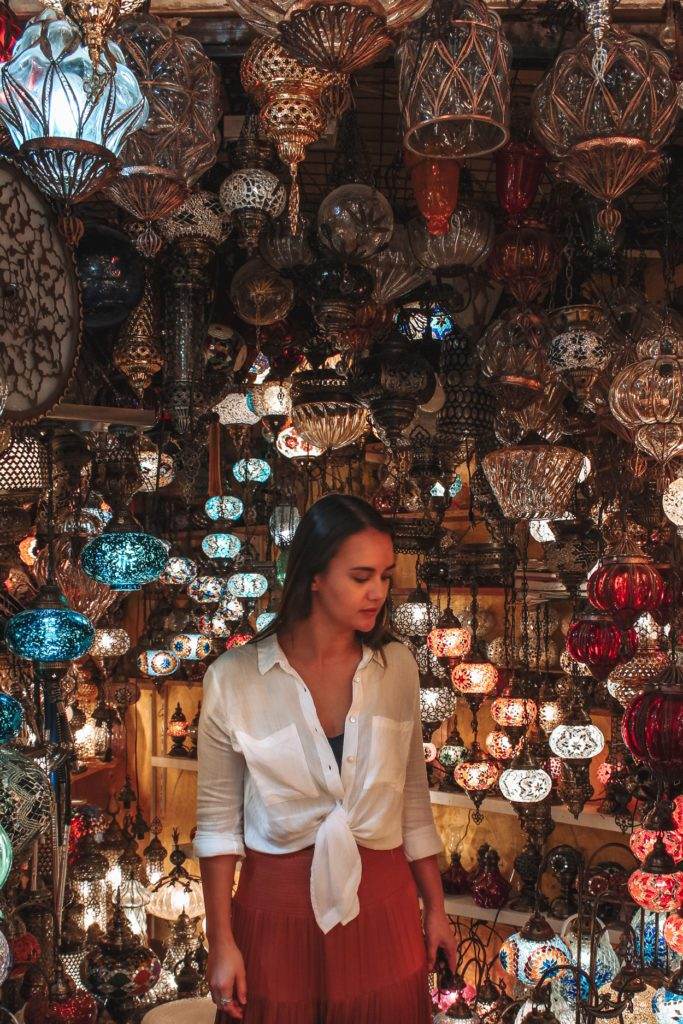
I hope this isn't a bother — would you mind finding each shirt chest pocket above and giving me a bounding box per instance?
[235,723,319,806]
[363,716,413,793]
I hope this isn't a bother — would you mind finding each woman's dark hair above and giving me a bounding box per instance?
[254,494,395,649]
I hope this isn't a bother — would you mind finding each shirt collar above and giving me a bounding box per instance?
[255,633,382,676]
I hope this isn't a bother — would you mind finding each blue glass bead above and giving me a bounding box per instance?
[202,533,241,560]
[81,529,168,591]
[205,495,244,522]
[5,603,94,663]
[232,458,271,484]
[227,572,269,600]
[0,692,23,743]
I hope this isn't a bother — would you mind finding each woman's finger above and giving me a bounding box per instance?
[235,962,248,1007]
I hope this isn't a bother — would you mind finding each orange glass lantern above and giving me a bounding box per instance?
[491,695,537,729]
[427,607,472,660]
[630,828,683,863]
[485,728,517,761]
[487,220,560,305]
[664,912,683,956]
[451,658,498,696]
[405,149,461,236]
[627,839,683,913]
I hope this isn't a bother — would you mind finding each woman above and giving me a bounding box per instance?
[195,494,456,1023]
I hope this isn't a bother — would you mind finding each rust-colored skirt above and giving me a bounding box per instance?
[231,844,432,1024]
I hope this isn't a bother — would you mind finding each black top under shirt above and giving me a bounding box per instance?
[327,733,345,772]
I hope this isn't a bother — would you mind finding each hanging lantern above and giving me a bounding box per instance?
[0,11,148,205]
[80,511,168,592]
[652,972,683,1024]
[5,583,94,663]
[136,448,175,492]
[566,611,636,681]
[499,747,552,804]
[627,838,683,913]
[404,150,460,236]
[498,912,571,985]
[137,648,179,678]
[491,695,537,729]
[664,914,683,956]
[427,607,472,660]
[495,141,547,221]
[161,556,198,587]
[167,702,189,756]
[90,627,130,661]
[547,305,611,407]
[451,656,498,696]
[231,0,431,76]
[230,258,294,327]
[227,572,269,601]
[109,13,220,255]
[663,478,683,527]
[317,184,394,262]
[622,664,683,777]
[454,745,500,812]
[608,327,683,466]
[205,495,244,522]
[397,0,510,160]
[219,168,287,255]
[437,726,468,773]
[269,505,301,547]
[147,831,204,921]
[241,38,339,233]
[485,728,517,761]
[482,442,584,521]
[408,202,495,270]
[478,307,552,411]
[112,276,164,401]
[532,25,677,235]
[0,692,23,743]
[232,458,272,484]
[391,588,438,638]
[201,533,242,561]
[487,221,560,306]
[588,555,664,629]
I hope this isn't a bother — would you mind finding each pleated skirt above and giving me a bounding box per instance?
[231,844,433,1024]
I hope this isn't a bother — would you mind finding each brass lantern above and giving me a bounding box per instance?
[532,24,677,235]
[397,0,511,160]
[241,37,341,232]
[230,0,431,75]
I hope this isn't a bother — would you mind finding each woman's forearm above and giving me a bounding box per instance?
[408,854,445,911]
[200,854,240,947]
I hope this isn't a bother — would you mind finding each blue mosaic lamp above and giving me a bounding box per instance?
[202,533,241,561]
[498,912,571,986]
[256,609,277,632]
[80,511,168,591]
[395,300,457,344]
[232,458,271,484]
[205,495,244,522]
[161,555,198,586]
[653,971,683,1024]
[137,647,179,678]
[0,692,24,743]
[227,572,269,600]
[4,583,95,663]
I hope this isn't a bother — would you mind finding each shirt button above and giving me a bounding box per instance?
[347,755,355,763]
[349,716,357,723]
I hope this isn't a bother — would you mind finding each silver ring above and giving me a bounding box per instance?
[219,998,233,1006]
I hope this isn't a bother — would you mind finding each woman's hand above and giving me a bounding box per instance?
[423,904,457,972]
[207,940,248,1020]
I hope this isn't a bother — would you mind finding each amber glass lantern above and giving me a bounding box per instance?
[482,442,584,521]
[491,695,537,729]
[427,607,471,660]
[167,702,189,757]
[454,744,500,817]
[404,150,460,236]
[478,306,551,410]
[397,0,511,160]
[451,657,498,697]
[532,26,677,235]
[487,221,560,305]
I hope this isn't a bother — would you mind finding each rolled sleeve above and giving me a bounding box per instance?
[194,662,246,860]
[401,656,443,863]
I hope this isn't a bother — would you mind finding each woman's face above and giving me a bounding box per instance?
[311,528,395,634]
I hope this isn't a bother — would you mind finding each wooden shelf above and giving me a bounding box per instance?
[71,759,120,782]
[430,789,623,832]
[151,755,198,772]
[441,895,621,940]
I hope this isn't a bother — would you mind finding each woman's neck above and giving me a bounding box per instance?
[279,611,361,664]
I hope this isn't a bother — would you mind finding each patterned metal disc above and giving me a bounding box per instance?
[0,160,81,423]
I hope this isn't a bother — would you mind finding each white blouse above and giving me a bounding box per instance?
[194,634,443,933]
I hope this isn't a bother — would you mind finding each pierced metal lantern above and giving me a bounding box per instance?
[397,0,511,160]
[0,11,148,204]
[219,169,287,255]
[230,0,431,75]
[532,27,677,235]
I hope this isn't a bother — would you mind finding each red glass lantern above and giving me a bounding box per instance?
[0,3,20,64]
[486,220,560,305]
[674,795,683,831]
[491,695,537,728]
[621,665,683,776]
[485,728,517,761]
[627,839,683,913]
[9,932,41,979]
[630,828,683,863]
[451,658,498,696]
[471,847,511,909]
[495,141,547,221]
[25,968,98,1024]
[664,912,683,955]
[566,612,636,681]
[427,607,471,660]
[587,556,665,628]
[405,149,460,236]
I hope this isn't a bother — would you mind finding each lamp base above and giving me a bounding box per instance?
[19,137,118,204]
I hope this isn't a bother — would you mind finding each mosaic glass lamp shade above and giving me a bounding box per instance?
[555,918,620,1004]
[80,511,168,591]
[427,607,471,660]
[169,631,212,662]
[201,533,241,561]
[5,583,94,662]
[499,913,571,985]
[391,588,438,637]
[232,458,272,484]
[269,505,301,547]
[205,495,244,522]
[137,647,179,678]
[256,609,277,632]
[160,555,198,586]
[627,839,683,913]
[0,11,148,203]
[0,747,52,854]
[227,572,269,600]
[652,977,683,1024]
[0,692,23,743]
[90,627,130,660]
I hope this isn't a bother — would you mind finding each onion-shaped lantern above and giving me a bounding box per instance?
[487,221,560,306]
[532,26,677,235]
[454,744,500,814]
[566,610,636,681]
[397,0,510,160]
[588,555,664,629]
[478,306,552,411]
[621,663,683,778]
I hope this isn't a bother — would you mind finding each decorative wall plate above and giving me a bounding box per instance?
[0,160,81,423]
